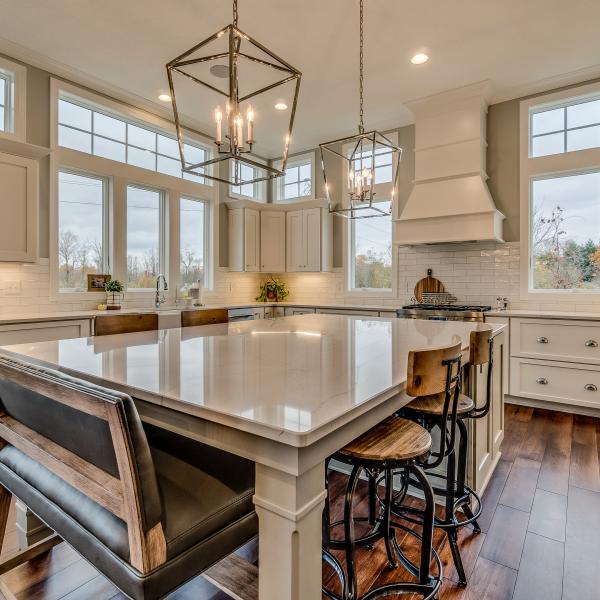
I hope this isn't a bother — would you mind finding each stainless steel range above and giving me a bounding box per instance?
[397,304,491,322]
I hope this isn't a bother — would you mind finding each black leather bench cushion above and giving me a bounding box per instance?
[0,445,129,559]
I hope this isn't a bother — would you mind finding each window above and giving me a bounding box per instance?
[0,74,7,132]
[230,162,258,198]
[126,185,164,289]
[58,171,107,292]
[58,97,208,182]
[530,96,600,157]
[350,200,393,290]
[530,171,600,290]
[351,146,393,185]
[275,154,314,202]
[521,82,600,299]
[180,197,207,291]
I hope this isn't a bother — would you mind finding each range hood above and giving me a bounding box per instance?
[395,81,504,245]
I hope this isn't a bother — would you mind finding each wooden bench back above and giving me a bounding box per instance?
[95,313,158,336]
[181,308,229,328]
[0,356,166,573]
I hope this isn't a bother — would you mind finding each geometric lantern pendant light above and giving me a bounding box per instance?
[319,0,402,219]
[166,0,302,186]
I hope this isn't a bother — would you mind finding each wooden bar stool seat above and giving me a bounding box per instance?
[338,416,431,464]
[406,392,474,416]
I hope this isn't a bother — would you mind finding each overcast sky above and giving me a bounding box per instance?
[533,171,600,244]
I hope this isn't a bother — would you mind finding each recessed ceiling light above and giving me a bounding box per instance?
[275,102,288,110]
[158,94,172,102]
[210,64,230,78]
[411,53,429,65]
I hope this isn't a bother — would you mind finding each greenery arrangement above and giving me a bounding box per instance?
[104,279,124,293]
[256,276,290,302]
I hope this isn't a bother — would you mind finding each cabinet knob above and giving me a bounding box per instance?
[537,336,549,344]
[585,383,598,392]
[585,339,598,348]
[536,377,548,385]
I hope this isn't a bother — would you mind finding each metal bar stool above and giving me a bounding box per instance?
[396,328,493,587]
[323,340,463,600]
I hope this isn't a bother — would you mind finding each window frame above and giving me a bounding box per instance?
[49,79,218,301]
[228,159,268,202]
[520,81,600,302]
[0,56,26,142]
[344,131,399,297]
[273,152,316,203]
[57,168,110,293]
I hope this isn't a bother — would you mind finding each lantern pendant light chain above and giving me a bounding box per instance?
[358,0,365,134]
[233,0,238,27]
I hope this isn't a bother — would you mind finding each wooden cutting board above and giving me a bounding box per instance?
[413,269,446,302]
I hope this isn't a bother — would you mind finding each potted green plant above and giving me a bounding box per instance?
[105,279,124,310]
[256,276,290,302]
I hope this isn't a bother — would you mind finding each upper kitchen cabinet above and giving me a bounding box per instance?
[260,211,286,272]
[286,207,331,272]
[228,207,260,272]
[0,151,38,262]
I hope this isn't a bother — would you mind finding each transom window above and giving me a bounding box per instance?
[530,96,600,157]
[275,154,314,202]
[351,146,393,185]
[0,71,13,133]
[350,200,393,291]
[0,75,6,132]
[230,162,256,198]
[58,97,209,183]
[58,170,108,292]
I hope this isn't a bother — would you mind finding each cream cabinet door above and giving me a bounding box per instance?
[0,152,38,262]
[260,211,285,272]
[244,209,260,272]
[286,210,305,271]
[228,209,244,272]
[0,319,92,346]
[304,207,322,272]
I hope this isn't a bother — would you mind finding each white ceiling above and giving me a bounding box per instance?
[2,0,600,158]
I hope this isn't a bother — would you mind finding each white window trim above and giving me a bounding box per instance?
[49,79,218,301]
[0,56,26,143]
[273,151,316,203]
[520,81,600,302]
[343,131,399,297]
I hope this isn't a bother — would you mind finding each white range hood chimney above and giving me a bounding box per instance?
[395,81,504,245]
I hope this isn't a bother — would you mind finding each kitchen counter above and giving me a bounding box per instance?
[487,309,600,320]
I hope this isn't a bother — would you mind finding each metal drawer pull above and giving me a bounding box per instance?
[536,377,548,385]
[585,340,598,348]
[537,336,549,344]
[585,384,598,392]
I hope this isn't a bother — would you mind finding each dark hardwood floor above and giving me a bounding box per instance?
[0,405,598,600]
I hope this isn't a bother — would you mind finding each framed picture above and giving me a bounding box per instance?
[87,274,111,292]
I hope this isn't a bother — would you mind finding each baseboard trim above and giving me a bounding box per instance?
[506,395,600,418]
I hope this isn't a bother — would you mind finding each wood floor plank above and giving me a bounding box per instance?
[512,532,564,600]
[477,459,511,533]
[441,557,517,600]
[527,489,567,542]
[498,417,529,462]
[479,504,529,570]
[498,457,541,512]
[569,415,600,492]
[439,528,486,584]
[538,411,573,496]
[57,575,124,600]
[505,404,534,423]
[563,486,600,600]
[519,409,551,462]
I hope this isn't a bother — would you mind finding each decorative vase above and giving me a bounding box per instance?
[106,291,123,310]
[266,290,277,301]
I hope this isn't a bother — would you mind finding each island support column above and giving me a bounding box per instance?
[253,460,327,600]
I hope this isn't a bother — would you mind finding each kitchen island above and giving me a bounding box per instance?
[0,314,506,600]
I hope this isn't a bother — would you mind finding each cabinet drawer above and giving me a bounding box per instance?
[510,357,600,409]
[511,318,600,364]
[316,308,380,317]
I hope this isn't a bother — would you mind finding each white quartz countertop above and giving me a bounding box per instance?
[0,314,504,447]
